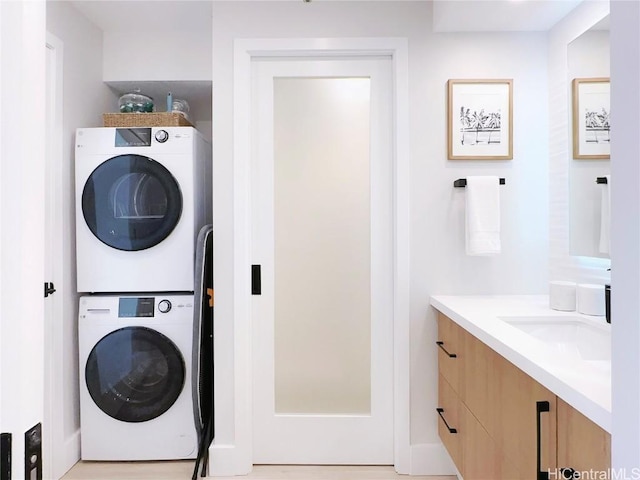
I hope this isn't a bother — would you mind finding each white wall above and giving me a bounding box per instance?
[212,1,549,474]
[103,31,212,82]
[0,1,46,478]
[46,3,116,476]
[610,0,640,471]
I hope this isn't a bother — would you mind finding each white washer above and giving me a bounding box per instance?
[78,294,197,460]
[75,127,211,293]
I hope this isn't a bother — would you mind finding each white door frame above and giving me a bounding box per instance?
[214,37,410,475]
[44,32,71,480]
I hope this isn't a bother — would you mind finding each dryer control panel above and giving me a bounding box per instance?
[115,128,152,147]
[76,126,198,157]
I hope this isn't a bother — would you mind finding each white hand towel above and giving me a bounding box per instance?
[599,175,611,254]
[465,176,501,256]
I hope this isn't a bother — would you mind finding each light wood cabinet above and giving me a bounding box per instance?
[436,312,609,480]
[461,403,500,479]
[437,374,462,472]
[557,398,611,475]
[492,345,556,478]
[436,312,464,394]
[461,325,498,435]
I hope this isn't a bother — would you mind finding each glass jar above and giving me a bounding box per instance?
[119,92,154,113]
[172,99,190,119]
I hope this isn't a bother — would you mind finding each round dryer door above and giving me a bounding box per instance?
[85,326,186,423]
[82,154,182,251]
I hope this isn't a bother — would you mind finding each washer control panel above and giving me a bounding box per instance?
[80,295,193,320]
[118,297,154,317]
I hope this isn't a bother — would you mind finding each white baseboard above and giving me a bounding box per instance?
[207,444,252,477]
[409,442,457,476]
[55,429,81,480]
[207,442,455,477]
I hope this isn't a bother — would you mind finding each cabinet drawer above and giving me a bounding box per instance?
[462,329,499,433]
[496,355,557,477]
[461,402,500,480]
[436,313,463,393]
[437,373,463,474]
[557,398,610,474]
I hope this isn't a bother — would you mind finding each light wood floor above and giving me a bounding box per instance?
[61,462,457,480]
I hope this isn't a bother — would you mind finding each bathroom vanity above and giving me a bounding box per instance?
[431,295,611,480]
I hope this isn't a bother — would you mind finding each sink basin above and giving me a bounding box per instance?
[498,315,611,363]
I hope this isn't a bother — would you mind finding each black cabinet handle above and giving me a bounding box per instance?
[436,408,457,434]
[536,400,550,480]
[436,341,457,358]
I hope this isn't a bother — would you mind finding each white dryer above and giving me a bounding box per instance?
[78,294,197,460]
[75,127,211,293]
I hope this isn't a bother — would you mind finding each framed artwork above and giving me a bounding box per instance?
[447,79,513,160]
[572,77,610,159]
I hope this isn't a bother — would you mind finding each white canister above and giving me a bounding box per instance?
[549,281,577,311]
[577,283,606,316]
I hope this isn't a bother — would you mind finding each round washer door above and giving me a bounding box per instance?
[82,154,182,251]
[85,326,185,423]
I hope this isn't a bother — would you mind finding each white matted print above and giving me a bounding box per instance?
[572,78,610,159]
[448,79,513,160]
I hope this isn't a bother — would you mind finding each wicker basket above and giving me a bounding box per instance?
[103,112,193,128]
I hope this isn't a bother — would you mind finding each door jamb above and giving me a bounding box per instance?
[215,37,410,475]
[44,32,69,480]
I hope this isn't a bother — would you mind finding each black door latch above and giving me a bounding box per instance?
[44,282,56,298]
[251,265,261,295]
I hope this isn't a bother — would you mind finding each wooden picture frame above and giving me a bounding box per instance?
[447,79,513,160]
[572,77,610,159]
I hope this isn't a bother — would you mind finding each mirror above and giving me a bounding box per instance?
[568,15,610,258]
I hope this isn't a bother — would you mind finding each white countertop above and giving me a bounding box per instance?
[430,294,611,433]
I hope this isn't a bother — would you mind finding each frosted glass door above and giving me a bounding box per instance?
[274,77,372,416]
[251,58,393,464]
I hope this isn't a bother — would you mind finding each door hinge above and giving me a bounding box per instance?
[251,265,261,295]
[44,282,56,298]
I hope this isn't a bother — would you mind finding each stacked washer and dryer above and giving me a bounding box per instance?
[75,126,212,462]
